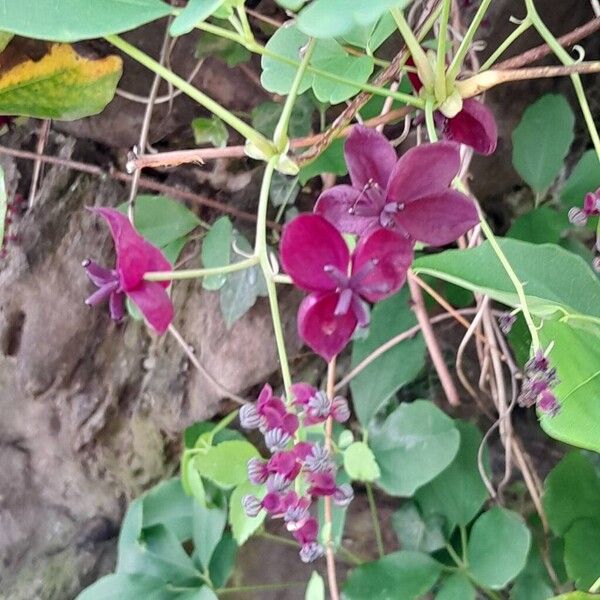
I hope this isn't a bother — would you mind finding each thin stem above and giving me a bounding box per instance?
[324,357,340,600]
[445,542,464,567]
[459,524,469,565]
[217,582,307,595]
[273,38,316,149]
[424,96,438,142]
[104,34,275,158]
[365,483,385,558]
[446,0,492,81]
[257,531,299,548]
[435,0,452,101]
[144,257,259,281]
[480,19,531,71]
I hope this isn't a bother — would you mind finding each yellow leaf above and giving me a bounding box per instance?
[0,43,122,120]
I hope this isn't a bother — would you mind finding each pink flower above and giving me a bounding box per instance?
[568,187,600,225]
[406,61,497,155]
[280,213,413,360]
[83,208,173,334]
[239,384,299,438]
[314,126,479,245]
[291,383,350,425]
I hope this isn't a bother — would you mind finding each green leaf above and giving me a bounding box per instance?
[124,195,200,249]
[229,482,266,545]
[343,441,380,482]
[194,440,259,489]
[510,547,554,600]
[219,232,267,328]
[191,116,228,148]
[467,507,531,589]
[368,400,460,496]
[415,421,489,529]
[208,533,237,588]
[77,573,174,600]
[201,216,233,291]
[195,27,250,67]
[260,25,374,104]
[507,207,569,245]
[350,288,425,426]
[343,551,442,600]
[298,138,347,184]
[561,150,600,206]
[413,239,600,322]
[251,95,314,139]
[564,519,600,590]
[512,94,575,192]
[392,503,446,553]
[0,43,122,120]
[142,479,193,542]
[0,33,13,52]
[183,420,242,449]
[162,237,187,265]
[342,13,396,53]
[435,572,476,600]
[538,320,600,452]
[305,571,325,600]
[297,0,409,38]
[543,452,600,536]
[549,594,600,600]
[192,499,227,569]
[0,0,171,42]
[269,173,300,208]
[170,0,225,36]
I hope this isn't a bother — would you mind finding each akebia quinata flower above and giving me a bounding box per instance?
[280,213,413,360]
[314,126,479,247]
[568,187,600,226]
[83,207,174,334]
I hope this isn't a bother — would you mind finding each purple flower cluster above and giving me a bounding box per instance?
[239,384,352,562]
[517,350,560,416]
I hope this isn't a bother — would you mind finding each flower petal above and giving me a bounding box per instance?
[298,292,357,361]
[441,99,498,155]
[91,207,172,291]
[291,383,317,406]
[352,228,413,303]
[127,281,174,334]
[345,125,397,190]
[314,184,376,236]
[386,142,461,206]
[280,214,349,293]
[393,189,479,246]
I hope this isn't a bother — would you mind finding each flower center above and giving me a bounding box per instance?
[348,179,386,217]
[379,201,405,228]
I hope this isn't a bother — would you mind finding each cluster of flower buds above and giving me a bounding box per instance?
[517,350,560,416]
[568,188,600,272]
[239,384,353,562]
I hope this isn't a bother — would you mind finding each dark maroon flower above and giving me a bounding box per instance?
[291,383,350,425]
[280,213,413,360]
[314,126,479,246]
[406,62,497,155]
[83,208,174,334]
[239,384,299,437]
[537,389,560,417]
[268,450,302,480]
[518,349,560,417]
[568,187,600,226]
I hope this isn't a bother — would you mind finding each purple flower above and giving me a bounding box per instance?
[538,388,560,417]
[239,384,299,437]
[242,495,263,517]
[333,483,354,507]
[314,126,480,246]
[268,450,301,480]
[83,208,174,334]
[280,213,413,360]
[568,187,600,226]
[518,349,560,417]
[291,383,351,425]
[406,63,497,155]
[247,457,269,485]
[265,428,292,452]
[299,542,324,563]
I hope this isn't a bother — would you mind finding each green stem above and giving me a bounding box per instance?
[210,409,239,438]
[445,542,464,568]
[194,21,424,108]
[365,483,385,558]
[236,5,254,41]
[217,582,307,595]
[338,545,366,566]
[446,0,493,82]
[459,524,469,566]
[424,96,438,141]
[480,19,532,71]
[144,257,259,282]
[104,34,275,158]
[391,7,435,91]
[257,531,299,548]
[273,37,316,150]
[435,0,452,101]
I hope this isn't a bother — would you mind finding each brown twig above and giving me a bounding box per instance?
[408,270,461,406]
[0,145,279,229]
[495,16,600,70]
[27,119,51,209]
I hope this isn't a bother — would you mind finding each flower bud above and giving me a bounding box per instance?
[332,396,351,422]
[333,483,354,507]
[242,495,262,517]
[265,427,291,452]
[239,403,261,429]
[247,457,268,485]
[299,542,325,563]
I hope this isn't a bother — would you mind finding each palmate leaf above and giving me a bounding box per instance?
[0,0,171,42]
[0,43,122,120]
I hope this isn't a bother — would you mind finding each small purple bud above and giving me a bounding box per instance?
[538,389,560,417]
[303,444,331,472]
[525,350,550,375]
[498,312,516,334]
[247,457,268,485]
[331,396,350,422]
[584,190,600,216]
[267,473,291,493]
[568,207,588,226]
[284,504,310,526]
[239,403,261,429]
[242,495,262,517]
[265,427,291,452]
[333,483,354,507]
[299,542,325,563]
[307,390,332,418]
